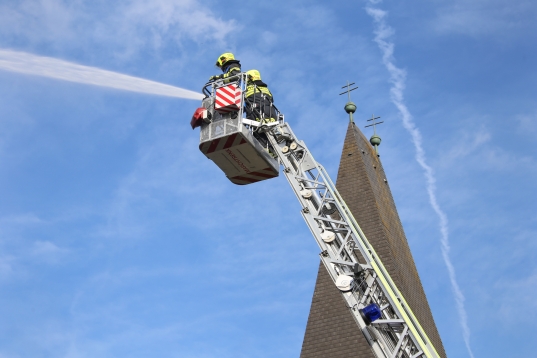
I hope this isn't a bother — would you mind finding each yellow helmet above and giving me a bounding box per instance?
[246,69,261,82]
[215,52,235,68]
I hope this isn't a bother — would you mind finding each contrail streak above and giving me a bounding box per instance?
[0,49,204,100]
[365,4,475,358]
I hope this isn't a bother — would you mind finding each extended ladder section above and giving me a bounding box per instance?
[265,123,441,358]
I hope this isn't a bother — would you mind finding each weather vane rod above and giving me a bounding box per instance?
[365,114,384,134]
[340,81,358,101]
[340,81,358,122]
[365,114,385,156]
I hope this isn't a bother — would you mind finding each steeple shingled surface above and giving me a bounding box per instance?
[300,122,446,358]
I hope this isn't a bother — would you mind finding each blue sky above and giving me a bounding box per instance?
[0,0,536,357]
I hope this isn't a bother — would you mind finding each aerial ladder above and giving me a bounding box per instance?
[191,73,442,358]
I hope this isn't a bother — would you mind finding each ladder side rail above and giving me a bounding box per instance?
[267,122,440,358]
[282,122,439,358]
[315,161,440,358]
[285,159,389,358]
[271,128,400,358]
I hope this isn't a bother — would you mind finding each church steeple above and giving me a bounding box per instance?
[299,94,447,358]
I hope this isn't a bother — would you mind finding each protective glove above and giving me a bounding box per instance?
[208,75,220,82]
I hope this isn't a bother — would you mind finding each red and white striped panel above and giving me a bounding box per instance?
[214,84,241,113]
[199,133,246,155]
[229,167,279,185]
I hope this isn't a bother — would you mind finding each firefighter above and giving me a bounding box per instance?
[244,69,278,156]
[244,69,277,123]
[209,52,242,83]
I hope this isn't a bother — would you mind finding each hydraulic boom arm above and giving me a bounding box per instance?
[193,74,441,358]
[265,122,441,358]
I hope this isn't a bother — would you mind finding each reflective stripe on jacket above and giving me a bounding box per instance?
[218,60,241,78]
[212,61,242,82]
[222,66,241,82]
[245,80,273,99]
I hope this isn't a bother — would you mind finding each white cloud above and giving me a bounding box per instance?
[115,0,237,49]
[0,0,76,45]
[432,116,536,175]
[439,125,491,166]
[476,146,537,172]
[496,269,537,323]
[261,31,278,48]
[516,111,537,135]
[0,256,14,279]
[0,0,237,57]
[0,214,68,272]
[0,212,45,226]
[433,0,537,37]
[31,241,69,263]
